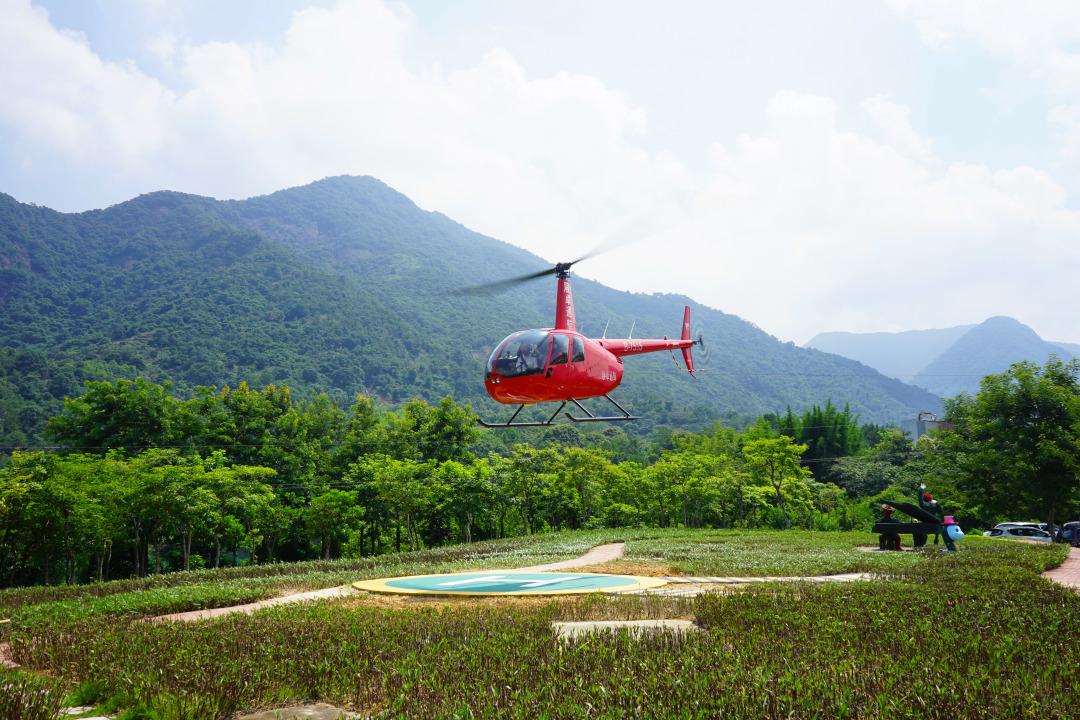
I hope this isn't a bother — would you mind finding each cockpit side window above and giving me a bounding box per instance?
[491,330,551,377]
[550,334,569,366]
[572,336,585,362]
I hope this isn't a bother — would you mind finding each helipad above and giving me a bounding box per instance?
[353,571,667,596]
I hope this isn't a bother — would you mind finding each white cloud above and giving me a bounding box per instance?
[0,1,173,170]
[886,0,1080,165]
[1,0,1079,344]
[1,0,670,257]
[886,0,1080,92]
[599,91,1080,343]
[1050,103,1080,159]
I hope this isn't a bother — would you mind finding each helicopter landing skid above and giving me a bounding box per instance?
[478,402,567,428]
[565,395,640,423]
[478,395,639,428]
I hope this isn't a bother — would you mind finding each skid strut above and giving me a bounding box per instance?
[478,402,566,428]
[565,395,640,423]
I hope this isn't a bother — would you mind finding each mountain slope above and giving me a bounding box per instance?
[806,325,974,382]
[912,316,1074,397]
[0,176,940,443]
[1053,341,1080,357]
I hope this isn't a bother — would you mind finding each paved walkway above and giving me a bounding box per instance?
[553,619,700,640]
[658,572,875,584]
[149,585,357,623]
[1043,546,1080,591]
[0,641,16,669]
[236,703,364,720]
[517,542,626,571]
[625,572,877,597]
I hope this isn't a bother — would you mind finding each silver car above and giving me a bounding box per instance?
[983,526,1053,543]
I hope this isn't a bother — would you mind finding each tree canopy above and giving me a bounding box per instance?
[4,359,1078,590]
[942,357,1080,525]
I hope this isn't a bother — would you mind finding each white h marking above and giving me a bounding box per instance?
[437,575,507,587]
[520,576,581,588]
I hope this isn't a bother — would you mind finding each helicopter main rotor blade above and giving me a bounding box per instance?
[454,194,688,297]
[453,248,607,297]
[454,266,560,296]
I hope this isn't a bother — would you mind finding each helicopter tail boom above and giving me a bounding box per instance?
[596,305,700,375]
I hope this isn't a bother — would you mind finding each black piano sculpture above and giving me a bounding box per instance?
[873,484,964,552]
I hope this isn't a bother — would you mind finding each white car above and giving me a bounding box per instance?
[983,526,1053,543]
[993,521,1049,530]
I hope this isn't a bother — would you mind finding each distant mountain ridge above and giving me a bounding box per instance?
[807,316,1075,398]
[1054,340,1080,357]
[0,176,941,444]
[806,325,974,382]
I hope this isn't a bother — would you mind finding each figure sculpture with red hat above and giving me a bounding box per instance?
[916,484,939,548]
[919,483,963,552]
[873,483,964,551]
[878,504,901,550]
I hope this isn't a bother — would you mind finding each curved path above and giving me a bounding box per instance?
[517,542,626,571]
[1043,546,1080,591]
[149,585,357,623]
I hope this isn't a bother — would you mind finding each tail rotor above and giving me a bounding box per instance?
[690,321,710,372]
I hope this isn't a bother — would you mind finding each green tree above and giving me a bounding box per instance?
[204,461,278,567]
[46,378,179,452]
[647,451,727,528]
[943,357,1080,526]
[384,397,479,463]
[500,445,559,534]
[436,460,493,543]
[743,435,811,528]
[304,489,363,559]
[365,455,429,551]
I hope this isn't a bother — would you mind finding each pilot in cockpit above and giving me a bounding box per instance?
[521,339,543,372]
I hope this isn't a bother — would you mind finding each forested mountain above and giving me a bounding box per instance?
[912,316,1074,397]
[808,316,1076,398]
[806,325,974,382]
[0,176,940,445]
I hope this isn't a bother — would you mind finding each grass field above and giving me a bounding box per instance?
[622,529,924,576]
[3,531,1076,719]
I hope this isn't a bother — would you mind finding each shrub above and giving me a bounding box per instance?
[0,670,65,720]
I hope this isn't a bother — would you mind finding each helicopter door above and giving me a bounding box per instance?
[546,334,569,377]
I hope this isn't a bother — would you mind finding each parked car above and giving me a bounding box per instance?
[1058,521,1080,546]
[983,526,1054,543]
[993,521,1048,529]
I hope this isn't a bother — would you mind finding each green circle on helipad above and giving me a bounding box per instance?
[353,571,666,596]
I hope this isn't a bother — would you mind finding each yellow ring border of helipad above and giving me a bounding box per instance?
[353,571,668,596]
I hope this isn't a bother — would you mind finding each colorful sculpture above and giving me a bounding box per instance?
[877,505,901,550]
[872,483,963,552]
[942,515,964,552]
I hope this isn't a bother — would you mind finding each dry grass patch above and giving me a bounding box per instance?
[568,560,678,577]
[331,591,560,611]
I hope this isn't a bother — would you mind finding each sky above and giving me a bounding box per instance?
[2,0,1079,344]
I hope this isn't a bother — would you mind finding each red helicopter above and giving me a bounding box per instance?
[465,257,702,428]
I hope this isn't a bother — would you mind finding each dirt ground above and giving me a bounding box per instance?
[564,560,680,577]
